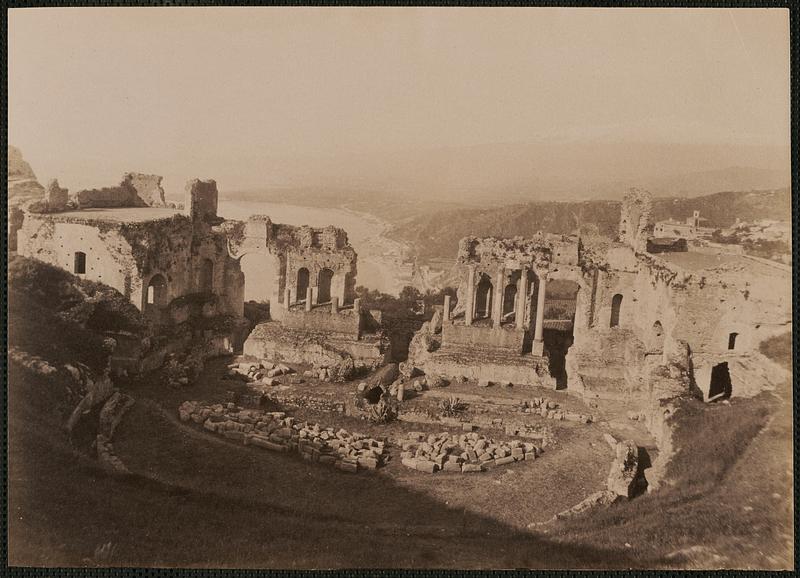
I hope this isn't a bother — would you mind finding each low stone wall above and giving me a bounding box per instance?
[441,322,525,351]
[178,401,387,473]
[281,306,361,337]
[399,431,543,473]
[422,349,553,387]
[243,321,387,376]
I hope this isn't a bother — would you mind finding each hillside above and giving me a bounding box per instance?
[393,188,791,263]
[6,256,793,569]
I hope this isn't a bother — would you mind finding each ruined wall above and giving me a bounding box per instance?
[186,179,219,223]
[618,188,653,251]
[74,173,165,209]
[441,323,525,352]
[17,216,140,298]
[280,306,361,337]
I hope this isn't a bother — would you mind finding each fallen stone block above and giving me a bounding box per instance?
[223,430,246,442]
[461,463,483,473]
[442,461,461,472]
[402,457,418,469]
[415,460,438,473]
[335,461,358,473]
[495,456,514,466]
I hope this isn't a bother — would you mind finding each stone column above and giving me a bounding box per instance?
[305,286,313,312]
[443,294,451,322]
[331,296,339,314]
[465,266,475,326]
[311,286,318,305]
[516,268,528,329]
[532,274,547,355]
[492,269,504,328]
[284,286,291,310]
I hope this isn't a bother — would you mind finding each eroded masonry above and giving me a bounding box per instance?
[14,177,790,413]
[406,189,791,408]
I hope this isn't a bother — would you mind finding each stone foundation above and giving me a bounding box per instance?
[243,321,388,375]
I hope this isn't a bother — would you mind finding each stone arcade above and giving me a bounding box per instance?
[407,189,791,405]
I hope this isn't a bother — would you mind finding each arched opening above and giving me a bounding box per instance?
[474,274,493,320]
[145,274,168,310]
[199,258,214,293]
[73,251,86,274]
[542,279,580,389]
[239,253,280,325]
[318,268,334,304]
[708,362,732,400]
[650,320,665,351]
[728,332,738,350]
[502,283,517,321]
[610,293,623,327]
[296,268,310,303]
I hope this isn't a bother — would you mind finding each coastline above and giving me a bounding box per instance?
[217,199,414,295]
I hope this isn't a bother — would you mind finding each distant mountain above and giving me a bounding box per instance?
[393,188,791,263]
[234,140,788,205]
[7,146,45,204]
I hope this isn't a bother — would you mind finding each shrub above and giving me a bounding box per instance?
[439,396,467,417]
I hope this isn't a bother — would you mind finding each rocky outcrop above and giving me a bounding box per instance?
[7,145,45,203]
[27,179,71,214]
[606,438,643,498]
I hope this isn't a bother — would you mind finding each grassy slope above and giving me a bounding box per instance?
[6,257,793,569]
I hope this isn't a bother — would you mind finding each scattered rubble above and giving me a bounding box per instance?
[178,401,386,473]
[399,430,542,474]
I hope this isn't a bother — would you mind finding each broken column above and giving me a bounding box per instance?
[492,268,504,328]
[532,274,547,355]
[465,266,475,325]
[331,296,339,314]
[516,267,528,330]
[284,286,291,310]
[443,294,451,322]
[305,287,313,312]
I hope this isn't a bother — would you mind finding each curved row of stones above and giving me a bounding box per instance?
[515,397,595,423]
[399,431,544,474]
[178,401,387,473]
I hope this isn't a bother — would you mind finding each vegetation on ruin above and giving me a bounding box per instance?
[6,256,792,569]
[355,285,457,317]
[8,256,147,372]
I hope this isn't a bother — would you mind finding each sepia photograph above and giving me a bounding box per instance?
[6,5,794,571]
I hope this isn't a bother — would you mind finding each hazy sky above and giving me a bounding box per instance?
[8,7,790,195]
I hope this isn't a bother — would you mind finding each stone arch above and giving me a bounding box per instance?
[144,273,168,310]
[317,268,335,304]
[474,273,493,319]
[199,258,214,293]
[73,251,86,274]
[610,293,623,327]
[297,267,310,302]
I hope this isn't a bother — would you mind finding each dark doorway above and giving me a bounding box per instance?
[709,362,732,400]
[296,268,310,302]
[73,251,86,274]
[318,268,334,304]
[728,332,738,350]
[610,293,623,327]
[502,283,517,321]
[474,274,493,319]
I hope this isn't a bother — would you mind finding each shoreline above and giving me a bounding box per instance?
[217,199,414,296]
